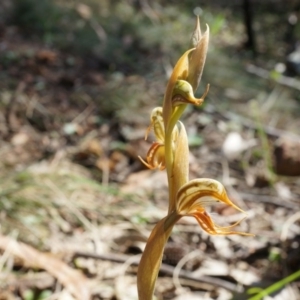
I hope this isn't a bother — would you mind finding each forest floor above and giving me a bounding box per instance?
[0,1,300,300]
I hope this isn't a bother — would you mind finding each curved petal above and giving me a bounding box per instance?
[172,80,209,107]
[145,107,164,143]
[163,48,194,129]
[176,178,245,214]
[191,210,253,236]
[138,142,166,170]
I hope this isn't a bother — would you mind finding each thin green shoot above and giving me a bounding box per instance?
[247,269,300,300]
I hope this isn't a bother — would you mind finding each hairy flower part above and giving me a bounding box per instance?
[145,107,179,143]
[189,210,251,236]
[139,107,179,170]
[137,17,252,300]
[172,79,210,107]
[145,107,164,143]
[176,178,252,235]
[139,142,166,170]
[170,123,250,236]
[163,18,209,131]
[162,48,193,130]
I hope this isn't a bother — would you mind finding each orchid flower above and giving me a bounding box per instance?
[137,17,253,300]
[138,107,178,170]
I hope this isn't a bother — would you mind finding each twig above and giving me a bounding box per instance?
[203,104,300,142]
[246,64,300,91]
[280,211,300,241]
[173,249,203,291]
[71,102,95,125]
[240,192,300,209]
[89,19,107,42]
[139,0,160,24]
[45,180,94,231]
[0,234,91,300]
[73,251,242,293]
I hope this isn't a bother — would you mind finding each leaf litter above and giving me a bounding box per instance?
[0,1,300,299]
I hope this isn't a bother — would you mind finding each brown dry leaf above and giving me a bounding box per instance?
[109,151,129,172]
[4,271,55,290]
[83,138,103,157]
[274,138,300,176]
[76,3,92,20]
[0,291,15,300]
[11,132,30,146]
[95,156,111,171]
[36,49,58,64]
[0,234,91,300]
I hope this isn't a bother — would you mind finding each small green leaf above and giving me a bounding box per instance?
[38,290,52,299]
[269,70,281,80]
[188,135,203,147]
[23,290,34,300]
[247,287,264,295]
[268,247,281,262]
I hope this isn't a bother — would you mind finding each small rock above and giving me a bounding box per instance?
[273,138,300,176]
[222,132,256,160]
[11,132,29,146]
[286,46,300,76]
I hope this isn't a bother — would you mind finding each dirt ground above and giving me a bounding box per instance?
[0,1,300,300]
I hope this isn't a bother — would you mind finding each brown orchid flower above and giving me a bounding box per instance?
[138,107,178,170]
[137,17,253,300]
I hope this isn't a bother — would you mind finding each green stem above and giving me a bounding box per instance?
[248,269,300,300]
[165,105,187,213]
[137,211,180,300]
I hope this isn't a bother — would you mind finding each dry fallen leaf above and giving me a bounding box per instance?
[36,49,58,64]
[0,234,91,300]
[76,3,92,20]
[274,137,300,176]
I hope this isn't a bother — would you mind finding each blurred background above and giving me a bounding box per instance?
[0,0,300,299]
